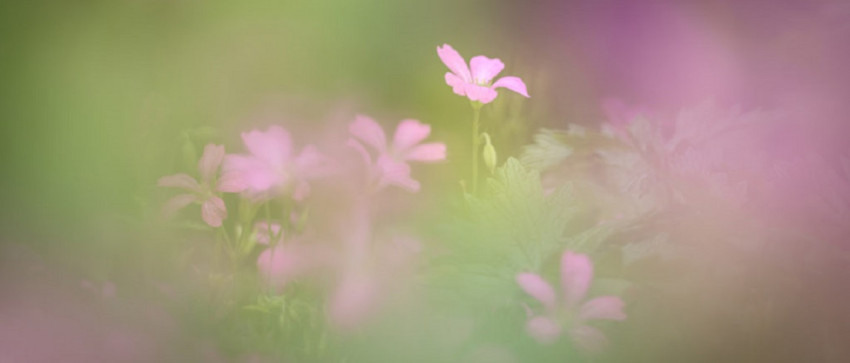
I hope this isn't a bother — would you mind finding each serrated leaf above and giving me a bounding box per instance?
[430,158,581,309]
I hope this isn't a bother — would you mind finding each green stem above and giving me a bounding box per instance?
[264,200,275,247]
[471,105,481,194]
[217,227,238,272]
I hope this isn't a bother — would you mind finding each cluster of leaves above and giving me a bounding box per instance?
[429,158,584,310]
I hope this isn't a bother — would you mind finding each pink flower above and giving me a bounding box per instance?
[437,43,529,104]
[254,221,283,245]
[516,251,626,352]
[158,144,228,227]
[347,115,446,192]
[254,222,328,289]
[219,126,330,201]
[328,235,422,331]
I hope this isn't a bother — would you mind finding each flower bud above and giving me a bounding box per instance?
[481,133,497,174]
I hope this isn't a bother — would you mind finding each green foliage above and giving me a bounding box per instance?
[237,292,329,361]
[429,158,580,310]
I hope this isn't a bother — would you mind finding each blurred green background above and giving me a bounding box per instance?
[0,0,548,255]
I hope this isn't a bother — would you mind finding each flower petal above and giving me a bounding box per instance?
[162,194,196,218]
[376,155,420,192]
[579,296,627,322]
[445,72,468,96]
[220,154,280,192]
[526,316,561,344]
[346,138,373,165]
[464,84,498,104]
[405,143,446,162]
[493,76,529,98]
[257,245,302,289]
[470,55,504,84]
[349,115,387,153]
[392,119,431,153]
[198,144,225,182]
[157,173,199,190]
[201,196,227,227]
[568,325,608,353]
[437,44,471,82]
[294,145,330,180]
[254,222,283,245]
[561,251,593,309]
[516,273,556,311]
[242,126,292,167]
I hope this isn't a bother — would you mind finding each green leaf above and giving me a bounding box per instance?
[429,158,580,309]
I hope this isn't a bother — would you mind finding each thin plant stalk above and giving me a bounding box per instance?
[471,103,482,193]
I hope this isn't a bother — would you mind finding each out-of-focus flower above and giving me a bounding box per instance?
[437,43,529,104]
[219,126,331,201]
[329,233,422,331]
[254,221,283,245]
[254,222,328,290]
[158,144,228,227]
[516,251,626,352]
[347,115,446,192]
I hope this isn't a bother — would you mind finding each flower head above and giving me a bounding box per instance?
[158,144,228,227]
[437,43,529,104]
[219,126,331,201]
[347,115,446,192]
[516,251,626,352]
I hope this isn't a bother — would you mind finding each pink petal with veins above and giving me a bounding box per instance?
[201,196,227,227]
[437,44,471,82]
[470,55,505,84]
[493,76,529,98]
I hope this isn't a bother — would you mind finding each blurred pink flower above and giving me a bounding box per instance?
[219,125,331,201]
[254,221,283,245]
[516,251,626,352]
[328,235,422,331]
[254,222,328,289]
[347,115,446,192]
[437,43,529,104]
[158,144,228,227]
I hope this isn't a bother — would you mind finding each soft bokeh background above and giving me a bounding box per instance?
[2,0,849,362]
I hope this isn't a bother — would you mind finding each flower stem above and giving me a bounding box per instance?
[471,104,481,194]
[264,200,275,247]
